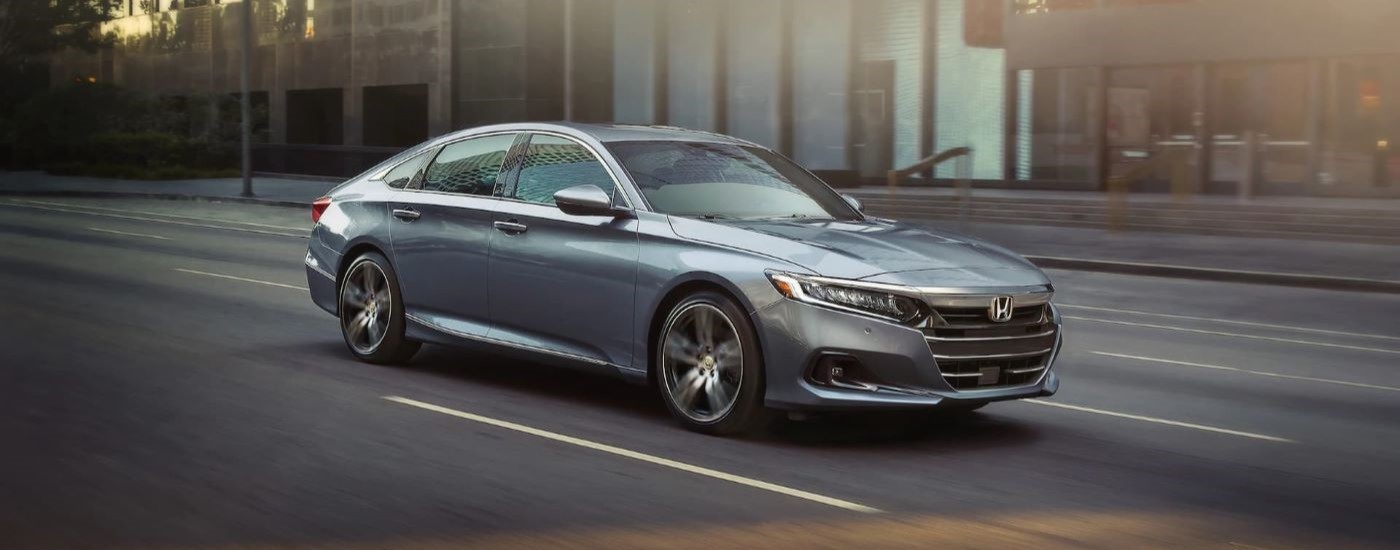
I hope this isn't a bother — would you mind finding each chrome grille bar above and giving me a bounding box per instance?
[931,347,1054,361]
[925,328,1057,342]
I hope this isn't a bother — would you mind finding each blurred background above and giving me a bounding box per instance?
[4,2,1400,549]
[10,0,1399,193]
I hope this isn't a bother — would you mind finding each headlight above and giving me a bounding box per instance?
[766,271,925,324]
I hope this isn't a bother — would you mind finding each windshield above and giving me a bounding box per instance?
[606,141,860,221]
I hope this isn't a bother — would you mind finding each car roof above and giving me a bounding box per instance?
[437,122,759,147]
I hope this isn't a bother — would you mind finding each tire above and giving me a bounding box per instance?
[338,251,420,364]
[656,290,773,436]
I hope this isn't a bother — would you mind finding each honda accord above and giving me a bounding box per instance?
[305,123,1062,435]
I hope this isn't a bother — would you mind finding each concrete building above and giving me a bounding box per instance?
[49,0,1400,196]
[1006,0,1400,196]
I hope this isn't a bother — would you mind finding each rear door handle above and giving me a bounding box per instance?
[392,208,421,221]
[493,220,528,234]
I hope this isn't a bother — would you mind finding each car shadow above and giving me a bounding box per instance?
[352,343,1042,451]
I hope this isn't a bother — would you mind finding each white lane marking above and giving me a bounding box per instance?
[14,198,308,231]
[0,201,308,239]
[1064,316,1400,356]
[87,226,171,240]
[174,268,309,291]
[383,395,883,514]
[1059,303,1400,343]
[1092,351,1400,394]
[1024,400,1295,443]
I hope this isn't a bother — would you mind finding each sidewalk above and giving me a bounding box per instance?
[3,171,1397,292]
[847,185,1400,212]
[912,219,1400,291]
[0,171,336,205]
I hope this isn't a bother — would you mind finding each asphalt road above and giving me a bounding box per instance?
[2,197,1399,549]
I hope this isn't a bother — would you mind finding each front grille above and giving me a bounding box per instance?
[923,302,1056,390]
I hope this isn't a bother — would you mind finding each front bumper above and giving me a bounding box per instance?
[755,298,1062,410]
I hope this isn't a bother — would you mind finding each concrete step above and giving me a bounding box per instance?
[863,203,1400,235]
[868,210,1400,245]
[856,196,1400,226]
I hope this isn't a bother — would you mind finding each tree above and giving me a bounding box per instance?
[0,0,122,167]
[0,0,123,67]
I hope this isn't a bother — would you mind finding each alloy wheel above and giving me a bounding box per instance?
[660,302,744,424]
[341,260,392,355]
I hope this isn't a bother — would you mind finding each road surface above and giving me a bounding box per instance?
[2,197,1397,549]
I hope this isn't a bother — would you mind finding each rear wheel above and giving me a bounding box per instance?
[339,252,419,364]
[656,291,772,436]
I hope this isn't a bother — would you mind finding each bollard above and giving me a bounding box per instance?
[1238,131,1257,201]
[1107,175,1128,232]
[955,153,972,232]
[1170,149,1192,203]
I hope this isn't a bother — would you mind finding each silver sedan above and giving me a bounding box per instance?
[305,123,1062,435]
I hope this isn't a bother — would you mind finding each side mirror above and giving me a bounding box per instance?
[842,193,863,213]
[554,184,627,217]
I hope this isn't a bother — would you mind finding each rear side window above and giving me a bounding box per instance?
[422,134,516,196]
[510,135,615,205]
[382,150,431,189]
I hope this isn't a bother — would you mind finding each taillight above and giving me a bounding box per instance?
[311,196,332,223]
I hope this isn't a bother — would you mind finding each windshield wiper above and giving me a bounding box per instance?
[748,213,835,222]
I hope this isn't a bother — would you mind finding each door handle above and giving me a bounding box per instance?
[392,208,421,221]
[493,220,528,234]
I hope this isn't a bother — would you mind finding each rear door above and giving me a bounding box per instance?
[389,132,520,337]
[485,133,641,368]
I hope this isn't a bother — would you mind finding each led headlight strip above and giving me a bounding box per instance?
[766,271,926,324]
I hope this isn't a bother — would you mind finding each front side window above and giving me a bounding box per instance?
[511,135,615,205]
[381,149,432,189]
[606,141,858,220]
[421,134,516,196]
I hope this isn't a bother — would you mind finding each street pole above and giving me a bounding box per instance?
[562,0,573,121]
[239,0,254,197]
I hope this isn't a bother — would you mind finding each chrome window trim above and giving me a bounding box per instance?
[396,130,522,198]
[512,130,637,210]
[371,148,437,188]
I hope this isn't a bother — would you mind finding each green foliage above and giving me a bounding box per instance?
[9,81,241,177]
[0,0,123,63]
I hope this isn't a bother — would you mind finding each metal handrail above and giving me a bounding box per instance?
[886,146,975,229]
[1106,147,1193,231]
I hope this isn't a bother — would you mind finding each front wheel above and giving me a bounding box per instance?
[339,252,420,364]
[656,291,772,436]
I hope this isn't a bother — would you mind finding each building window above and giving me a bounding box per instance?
[286,88,343,145]
[1016,67,1100,182]
[363,84,428,148]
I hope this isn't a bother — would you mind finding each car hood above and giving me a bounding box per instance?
[668,216,1049,287]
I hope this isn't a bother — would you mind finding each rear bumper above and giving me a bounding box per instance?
[755,298,1061,411]
[305,248,339,316]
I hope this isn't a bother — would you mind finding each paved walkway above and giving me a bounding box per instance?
[847,185,1400,211]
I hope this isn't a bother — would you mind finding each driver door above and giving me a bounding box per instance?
[485,133,641,369]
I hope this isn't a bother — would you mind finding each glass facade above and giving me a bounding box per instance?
[1015,56,1400,192]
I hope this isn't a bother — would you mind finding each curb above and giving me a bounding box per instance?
[0,189,308,209]
[1027,255,1400,295]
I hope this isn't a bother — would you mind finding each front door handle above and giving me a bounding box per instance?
[493,220,528,234]
[392,208,421,222]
